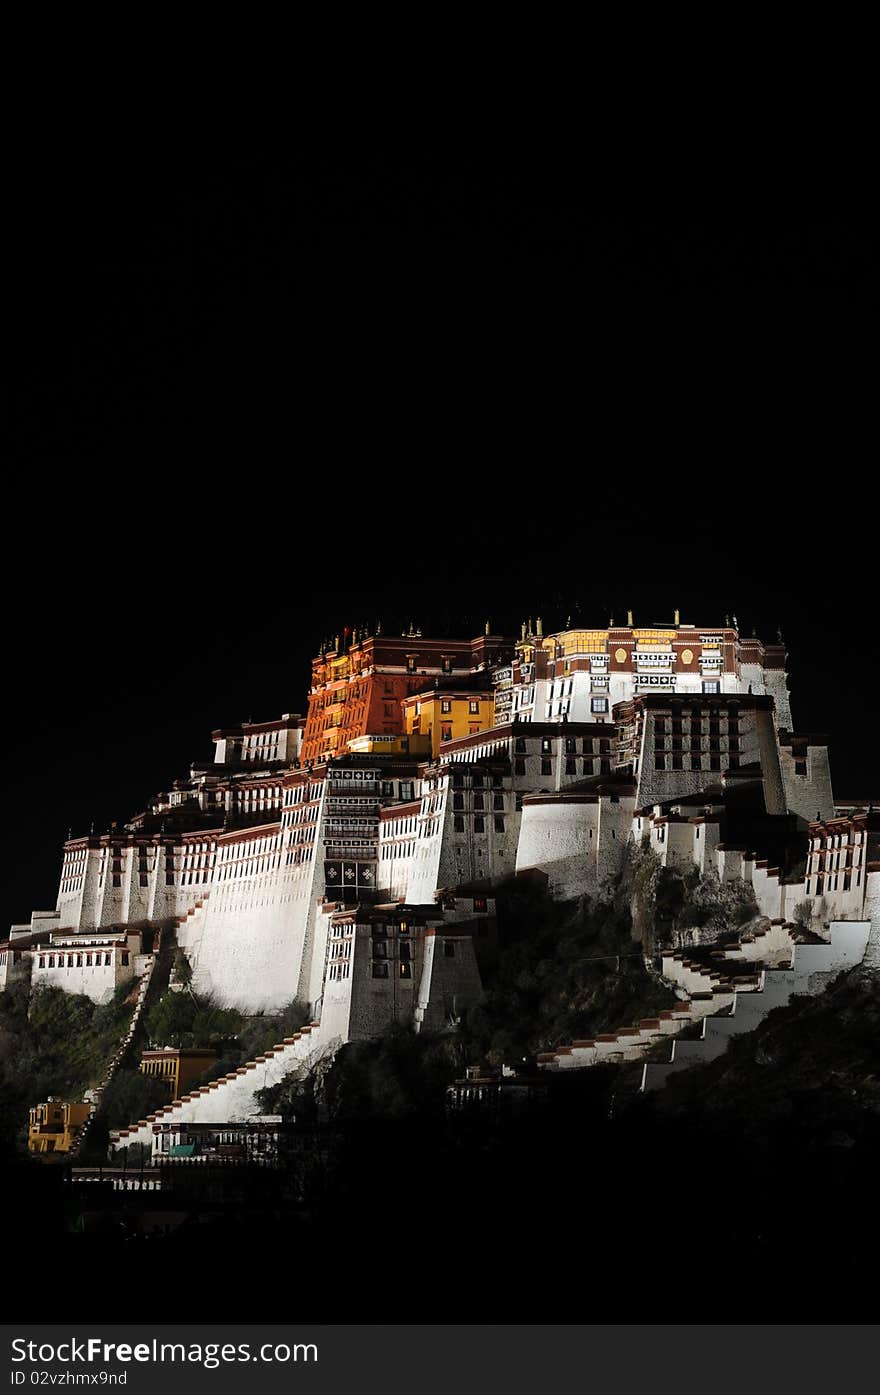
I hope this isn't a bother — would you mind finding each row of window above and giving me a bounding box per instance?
[452,793,506,810]
[372,962,412,978]
[514,737,611,755]
[37,951,129,969]
[807,870,861,895]
[654,737,741,752]
[655,715,739,734]
[453,816,505,833]
[655,754,738,771]
[516,758,612,776]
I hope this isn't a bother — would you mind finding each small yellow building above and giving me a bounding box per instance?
[139,1048,218,1100]
[28,1098,91,1154]
[346,733,432,757]
[402,687,495,757]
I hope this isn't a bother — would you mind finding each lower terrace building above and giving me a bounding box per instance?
[28,1098,91,1155]
[139,1048,219,1100]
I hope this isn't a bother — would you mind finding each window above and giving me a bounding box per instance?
[453,793,464,810]
[494,817,505,833]
[541,758,552,775]
[454,815,464,832]
[473,774,484,788]
[399,961,412,979]
[566,759,576,775]
[474,896,487,912]
[372,962,389,978]
[541,737,553,754]
[469,701,479,714]
[515,737,526,753]
[565,738,576,754]
[702,681,720,694]
[406,656,417,673]
[444,941,456,958]
[121,952,129,966]
[655,754,666,771]
[474,794,484,810]
[442,724,452,742]
[474,816,485,833]
[381,781,394,797]
[515,759,525,776]
[591,697,608,713]
[441,699,452,714]
[493,794,504,809]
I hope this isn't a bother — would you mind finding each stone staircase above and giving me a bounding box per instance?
[72,929,164,1157]
[108,1020,328,1154]
[641,918,870,1090]
[536,918,871,1084]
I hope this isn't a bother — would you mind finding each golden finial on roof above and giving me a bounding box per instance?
[674,608,680,626]
[627,609,633,626]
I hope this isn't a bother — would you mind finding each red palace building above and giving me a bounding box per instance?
[299,628,515,766]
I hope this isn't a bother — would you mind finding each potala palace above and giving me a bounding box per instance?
[4,617,878,1149]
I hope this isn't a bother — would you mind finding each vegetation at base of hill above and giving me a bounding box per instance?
[143,987,310,1080]
[170,948,193,986]
[256,1028,460,1122]
[459,867,677,1061]
[100,1068,171,1130]
[0,978,137,1150]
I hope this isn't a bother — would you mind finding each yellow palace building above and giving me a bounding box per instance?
[401,684,495,758]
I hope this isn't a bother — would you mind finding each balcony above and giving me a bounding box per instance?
[323,844,378,860]
[323,814,379,825]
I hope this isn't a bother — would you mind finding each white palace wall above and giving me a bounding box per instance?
[516,798,600,899]
[180,824,324,1013]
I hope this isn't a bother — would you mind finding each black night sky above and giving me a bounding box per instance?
[8,155,878,931]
